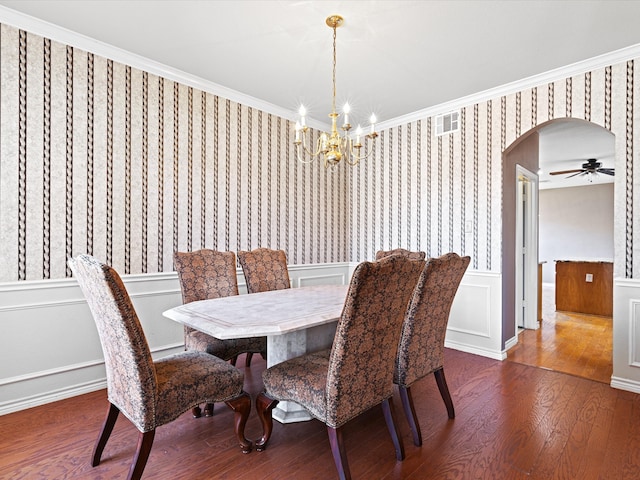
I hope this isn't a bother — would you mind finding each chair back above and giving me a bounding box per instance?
[174,249,239,303]
[325,255,424,427]
[69,254,157,432]
[394,253,470,387]
[375,248,426,261]
[237,248,290,293]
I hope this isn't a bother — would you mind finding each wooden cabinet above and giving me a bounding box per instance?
[555,260,613,316]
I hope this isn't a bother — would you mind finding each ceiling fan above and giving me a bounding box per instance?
[548,158,615,179]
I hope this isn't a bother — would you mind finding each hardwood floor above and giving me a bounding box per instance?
[507,285,613,384]
[2,346,638,479]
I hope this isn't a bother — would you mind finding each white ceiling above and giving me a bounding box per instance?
[0,0,636,187]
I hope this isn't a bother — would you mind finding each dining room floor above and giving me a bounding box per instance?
[3,345,640,479]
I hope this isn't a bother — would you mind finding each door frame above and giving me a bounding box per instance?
[515,164,539,330]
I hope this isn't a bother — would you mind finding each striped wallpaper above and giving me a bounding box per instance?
[0,23,638,282]
[0,24,347,282]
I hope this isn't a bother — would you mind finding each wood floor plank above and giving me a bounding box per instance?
[571,382,617,480]
[508,372,582,475]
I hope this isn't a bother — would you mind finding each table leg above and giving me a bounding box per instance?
[267,321,337,423]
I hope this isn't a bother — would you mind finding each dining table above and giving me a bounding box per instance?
[163,283,349,423]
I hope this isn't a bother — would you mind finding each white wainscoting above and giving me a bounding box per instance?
[0,264,506,415]
[612,278,640,393]
[0,272,185,416]
[445,271,505,360]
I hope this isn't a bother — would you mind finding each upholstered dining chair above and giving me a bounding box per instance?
[394,252,470,447]
[174,249,266,372]
[69,254,252,480]
[237,248,291,294]
[237,248,290,366]
[375,248,426,261]
[255,255,424,480]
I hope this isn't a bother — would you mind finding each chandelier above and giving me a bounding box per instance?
[294,15,378,168]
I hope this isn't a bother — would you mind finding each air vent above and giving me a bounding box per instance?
[435,111,460,135]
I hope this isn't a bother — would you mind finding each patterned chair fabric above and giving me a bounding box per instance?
[174,250,267,363]
[237,248,291,293]
[255,255,425,479]
[375,248,426,261]
[69,254,252,480]
[394,252,470,446]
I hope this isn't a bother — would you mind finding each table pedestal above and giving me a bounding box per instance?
[267,321,338,423]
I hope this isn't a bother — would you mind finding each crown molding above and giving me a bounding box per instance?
[0,6,327,132]
[377,43,640,131]
[2,6,639,134]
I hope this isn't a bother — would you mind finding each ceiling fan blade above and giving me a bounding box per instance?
[565,171,586,179]
[549,169,583,175]
[598,168,615,176]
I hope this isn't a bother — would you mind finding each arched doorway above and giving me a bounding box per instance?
[502,118,615,380]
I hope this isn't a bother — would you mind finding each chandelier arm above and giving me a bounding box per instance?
[344,146,375,165]
[340,135,376,165]
[296,131,328,163]
[296,145,315,164]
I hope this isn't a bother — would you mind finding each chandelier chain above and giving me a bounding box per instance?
[332,23,337,115]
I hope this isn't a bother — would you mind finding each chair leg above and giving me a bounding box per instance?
[230,355,238,366]
[255,392,279,451]
[245,352,254,367]
[434,367,455,419]
[127,430,155,480]
[91,403,120,467]
[399,386,422,447]
[327,426,351,480]
[192,405,202,418]
[381,397,405,461]
[225,391,253,454]
[203,403,214,417]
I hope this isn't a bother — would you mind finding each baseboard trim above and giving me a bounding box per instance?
[0,378,106,416]
[504,335,518,352]
[0,342,185,416]
[610,376,640,394]
[445,340,506,361]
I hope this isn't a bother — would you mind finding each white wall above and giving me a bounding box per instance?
[539,184,614,284]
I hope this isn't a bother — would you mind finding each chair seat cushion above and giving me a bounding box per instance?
[262,350,331,423]
[154,351,244,427]
[186,330,266,361]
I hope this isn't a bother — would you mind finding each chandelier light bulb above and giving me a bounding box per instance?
[298,105,307,126]
[295,121,301,141]
[342,103,351,130]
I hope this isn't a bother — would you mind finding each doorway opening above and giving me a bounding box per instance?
[503,118,614,383]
